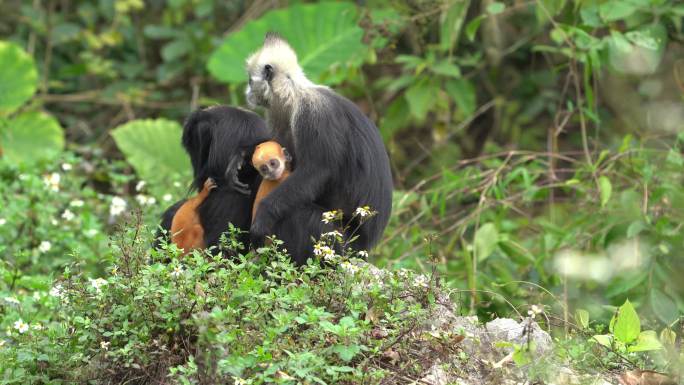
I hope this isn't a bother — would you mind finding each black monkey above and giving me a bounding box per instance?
[244,33,393,261]
[158,106,271,251]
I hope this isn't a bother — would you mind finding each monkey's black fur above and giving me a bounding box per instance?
[250,87,393,263]
[158,106,271,251]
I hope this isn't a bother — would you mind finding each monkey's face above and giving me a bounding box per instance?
[254,155,286,181]
[252,141,291,181]
[246,33,303,108]
[245,66,273,108]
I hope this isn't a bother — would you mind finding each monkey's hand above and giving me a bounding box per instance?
[225,154,250,195]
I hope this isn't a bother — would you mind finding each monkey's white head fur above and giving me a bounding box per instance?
[245,32,313,109]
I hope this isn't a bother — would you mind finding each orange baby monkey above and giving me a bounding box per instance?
[170,177,216,255]
[252,141,291,221]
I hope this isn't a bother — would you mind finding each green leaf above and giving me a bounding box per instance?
[430,61,462,78]
[465,15,485,42]
[592,334,613,348]
[208,2,367,85]
[332,344,361,362]
[599,1,637,22]
[0,41,38,116]
[161,39,191,62]
[445,78,476,116]
[628,330,663,352]
[474,223,498,262]
[487,2,505,15]
[1,111,64,164]
[660,328,676,347]
[576,309,590,329]
[144,25,182,39]
[440,0,470,53]
[650,289,679,325]
[405,79,434,122]
[111,119,191,184]
[53,23,81,44]
[380,97,410,141]
[613,299,641,344]
[580,4,602,27]
[598,176,612,208]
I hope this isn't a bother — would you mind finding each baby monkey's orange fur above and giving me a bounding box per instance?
[171,177,216,255]
[252,141,291,222]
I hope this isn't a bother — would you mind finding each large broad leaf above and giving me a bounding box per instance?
[628,330,663,352]
[111,119,190,184]
[650,289,679,325]
[1,111,64,164]
[0,41,38,116]
[208,2,367,85]
[474,223,499,262]
[613,299,641,344]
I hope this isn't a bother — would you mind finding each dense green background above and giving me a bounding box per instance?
[0,0,683,381]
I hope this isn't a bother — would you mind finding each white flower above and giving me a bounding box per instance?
[162,193,173,202]
[135,195,156,206]
[354,206,371,217]
[4,297,20,305]
[32,292,41,300]
[110,196,127,217]
[413,275,429,288]
[111,265,119,276]
[170,265,184,278]
[89,278,108,293]
[38,241,52,253]
[0,340,5,347]
[528,304,543,318]
[358,250,369,258]
[44,173,61,192]
[322,230,342,238]
[0,218,6,226]
[49,284,69,303]
[61,209,75,221]
[135,180,146,192]
[70,199,84,207]
[233,377,247,385]
[49,284,64,298]
[51,219,59,226]
[340,261,360,274]
[84,229,98,238]
[14,320,29,334]
[322,210,340,224]
[32,324,43,331]
[100,341,110,350]
[61,163,73,171]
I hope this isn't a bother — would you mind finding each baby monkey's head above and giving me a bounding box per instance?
[252,141,291,181]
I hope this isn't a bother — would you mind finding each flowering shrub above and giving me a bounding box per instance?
[0,215,440,384]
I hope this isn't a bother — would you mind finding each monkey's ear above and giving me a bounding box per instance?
[282,147,292,162]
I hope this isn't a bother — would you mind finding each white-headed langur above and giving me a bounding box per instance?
[243,32,393,264]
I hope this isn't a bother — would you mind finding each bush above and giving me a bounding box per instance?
[1,215,443,384]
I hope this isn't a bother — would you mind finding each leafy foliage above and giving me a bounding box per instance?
[0,0,682,381]
[0,41,64,165]
[0,41,37,116]
[111,118,190,186]
[1,222,438,384]
[208,2,368,85]
[1,112,64,165]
